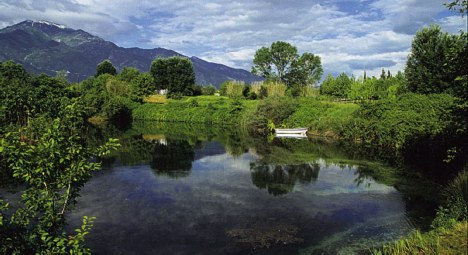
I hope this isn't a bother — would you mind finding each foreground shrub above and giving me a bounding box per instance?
[247,97,298,133]
[432,170,468,228]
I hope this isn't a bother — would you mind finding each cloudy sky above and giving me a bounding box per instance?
[0,0,466,77]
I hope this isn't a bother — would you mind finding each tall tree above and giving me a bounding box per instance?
[252,41,322,87]
[287,53,323,87]
[405,25,465,95]
[150,56,195,97]
[95,60,117,77]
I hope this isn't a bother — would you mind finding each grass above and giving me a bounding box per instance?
[133,96,361,136]
[133,95,258,125]
[283,98,359,137]
[143,94,168,104]
[372,221,467,255]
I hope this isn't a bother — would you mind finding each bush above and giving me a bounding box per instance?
[247,97,298,134]
[432,170,468,228]
[102,96,138,124]
[263,81,287,97]
[202,85,217,95]
[224,80,245,98]
[344,93,455,150]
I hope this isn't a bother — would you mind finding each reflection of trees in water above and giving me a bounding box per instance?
[250,161,320,196]
[150,140,195,178]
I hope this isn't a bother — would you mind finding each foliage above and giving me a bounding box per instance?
[405,25,466,96]
[143,94,168,104]
[133,96,257,125]
[320,73,352,99]
[201,84,217,95]
[252,41,322,87]
[283,98,359,136]
[445,0,468,17]
[0,101,119,254]
[247,97,298,134]
[286,52,323,87]
[102,96,138,123]
[224,80,245,98]
[130,72,155,99]
[0,61,71,125]
[372,221,467,255]
[150,56,196,97]
[344,93,455,150]
[95,59,117,77]
[432,170,468,228]
[263,80,287,97]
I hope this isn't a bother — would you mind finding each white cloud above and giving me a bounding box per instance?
[0,0,465,78]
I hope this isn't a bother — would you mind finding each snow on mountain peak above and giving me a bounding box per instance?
[32,20,66,29]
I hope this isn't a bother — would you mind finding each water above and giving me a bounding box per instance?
[67,123,433,254]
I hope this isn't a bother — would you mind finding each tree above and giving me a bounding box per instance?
[150,56,195,97]
[320,73,351,98]
[445,0,468,30]
[0,101,119,253]
[287,53,323,87]
[0,61,33,125]
[95,60,117,77]
[405,25,465,95]
[252,41,322,87]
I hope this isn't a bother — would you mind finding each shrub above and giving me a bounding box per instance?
[202,85,217,95]
[264,80,287,97]
[102,96,138,124]
[432,170,468,228]
[225,80,245,98]
[247,97,298,134]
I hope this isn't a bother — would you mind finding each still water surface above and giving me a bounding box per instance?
[68,123,429,254]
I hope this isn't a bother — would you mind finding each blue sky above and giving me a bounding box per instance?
[0,0,465,77]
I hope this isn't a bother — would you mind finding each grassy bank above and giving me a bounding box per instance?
[372,221,467,255]
[133,96,257,125]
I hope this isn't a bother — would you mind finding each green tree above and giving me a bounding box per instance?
[129,72,155,99]
[117,66,140,82]
[0,61,33,125]
[201,85,217,95]
[95,60,117,77]
[320,73,351,99]
[252,41,322,87]
[287,52,323,87]
[405,25,465,95]
[0,101,119,254]
[150,56,195,98]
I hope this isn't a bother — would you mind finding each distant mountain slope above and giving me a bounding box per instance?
[0,20,261,86]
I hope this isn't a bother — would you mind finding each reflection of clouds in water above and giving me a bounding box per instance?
[194,152,256,173]
[67,145,410,254]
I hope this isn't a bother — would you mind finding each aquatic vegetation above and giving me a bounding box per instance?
[226,222,303,249]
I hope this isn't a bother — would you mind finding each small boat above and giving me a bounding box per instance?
[274,128,308,138]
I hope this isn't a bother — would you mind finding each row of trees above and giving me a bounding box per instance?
[95,56,196,99]
[320,70,405,100]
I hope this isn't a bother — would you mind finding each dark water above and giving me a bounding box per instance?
[67,123,435,255]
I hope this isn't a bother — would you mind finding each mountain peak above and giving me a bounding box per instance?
[0,20,261,85]
[32,20,67,29]
[13,20,67,30]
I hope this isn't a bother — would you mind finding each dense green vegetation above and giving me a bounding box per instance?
[252,41,323,89]
[150,56,196,98]
[1,1,467,252]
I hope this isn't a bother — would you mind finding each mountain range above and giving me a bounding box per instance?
[0,20,261,86]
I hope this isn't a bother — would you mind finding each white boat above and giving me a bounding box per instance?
[274,128,308,138]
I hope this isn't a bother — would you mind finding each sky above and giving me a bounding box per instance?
[0,0,466,78]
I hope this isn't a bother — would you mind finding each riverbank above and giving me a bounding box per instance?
[132,94,464,171]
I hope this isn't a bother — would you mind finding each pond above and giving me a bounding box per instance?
[67,122,436,254]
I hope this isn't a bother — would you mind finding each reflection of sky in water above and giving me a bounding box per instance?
[68,142,413,255]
